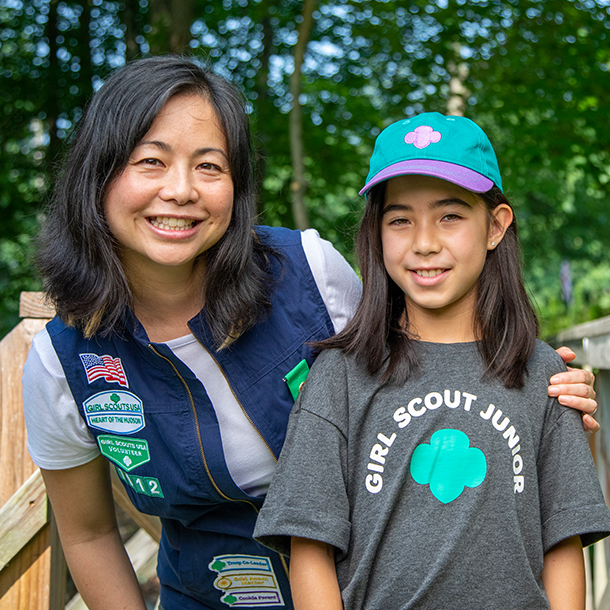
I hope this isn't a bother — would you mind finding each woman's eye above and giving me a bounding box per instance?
[198,162,221,171]
[442,213,461,221]
[390,217,409,225]
[138,158,162,166]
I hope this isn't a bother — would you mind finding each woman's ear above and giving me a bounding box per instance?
[487,203,513,250]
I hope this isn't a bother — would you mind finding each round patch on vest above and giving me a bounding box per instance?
[83,390,145,434]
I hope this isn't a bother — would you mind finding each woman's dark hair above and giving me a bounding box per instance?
[37,55,275,342]
[321,183,539,389]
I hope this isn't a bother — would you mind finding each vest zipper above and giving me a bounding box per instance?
[148,344,259,512]
[182,335,292,575]
[190,333,278,462]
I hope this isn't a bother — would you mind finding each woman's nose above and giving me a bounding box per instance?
[160,166,198,205]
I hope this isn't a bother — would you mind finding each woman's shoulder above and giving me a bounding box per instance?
[254,225,302,248]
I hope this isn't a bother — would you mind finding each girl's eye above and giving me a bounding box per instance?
[389,217,410,226]
[442,213,462,221]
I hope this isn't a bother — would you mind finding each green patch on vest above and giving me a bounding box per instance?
[98,434,150,471]
[283,359,310,400]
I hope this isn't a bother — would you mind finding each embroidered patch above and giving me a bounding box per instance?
[404,125,442,149]
[209,554,285,607]
[98,435,150,471]
[83,390,145,434]
[79,353,128,387]
[116,467,164,498]
[283,359,310,401]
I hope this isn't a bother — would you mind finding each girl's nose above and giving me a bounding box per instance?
[412,223,441,256]
[160,166,198,205]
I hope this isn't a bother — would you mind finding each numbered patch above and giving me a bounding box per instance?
[116,467,164,498]
[209,554,284,607]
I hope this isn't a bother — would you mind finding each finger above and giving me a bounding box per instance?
[556,346,576,364]
[548,383,596,402]
[556,394,598,414]
[582,413,600,434]
[550,368,596,389]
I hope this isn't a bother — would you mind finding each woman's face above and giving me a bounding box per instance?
[104,93,234,279]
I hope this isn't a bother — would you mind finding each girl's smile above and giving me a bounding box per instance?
[381,175,511,343]
[411,268,449,283]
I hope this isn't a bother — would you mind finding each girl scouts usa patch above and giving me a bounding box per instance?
[83,390,144,434]
[209,554,285,606]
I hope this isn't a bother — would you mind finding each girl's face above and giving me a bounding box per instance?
[381,175,510,342]
[104,93,234,281]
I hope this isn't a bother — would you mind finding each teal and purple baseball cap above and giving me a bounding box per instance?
[359,113,503,196]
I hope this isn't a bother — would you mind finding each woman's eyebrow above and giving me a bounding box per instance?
[136,139,171,152]
[135,140,228,159]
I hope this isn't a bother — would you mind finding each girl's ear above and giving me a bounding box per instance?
[487,203,513,250]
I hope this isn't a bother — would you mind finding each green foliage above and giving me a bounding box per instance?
[1,0,609,341]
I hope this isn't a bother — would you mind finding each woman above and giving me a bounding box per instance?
[22,56,597,610]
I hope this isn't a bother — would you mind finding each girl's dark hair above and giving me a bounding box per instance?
[321,183,539,389]
[37,55,275,342]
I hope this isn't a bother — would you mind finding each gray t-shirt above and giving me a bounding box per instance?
[254,340,610,610]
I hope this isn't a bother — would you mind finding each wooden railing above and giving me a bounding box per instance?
[556,315,610,610]
[0,293,160,609]
[4,294,610,608]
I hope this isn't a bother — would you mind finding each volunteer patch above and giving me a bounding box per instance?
[83,390,144,434]
[79,353,128,387]
[98,435,150,471]
[209,554,285,607]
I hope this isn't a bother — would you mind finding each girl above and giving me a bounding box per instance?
[254,113,610,610]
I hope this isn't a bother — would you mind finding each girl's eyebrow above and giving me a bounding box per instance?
[383,197,473,214]
[135,140,228,159]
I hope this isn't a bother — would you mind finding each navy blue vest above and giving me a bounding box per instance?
[47,226,336,610]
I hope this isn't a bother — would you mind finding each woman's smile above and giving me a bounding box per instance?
[147,216,200,231]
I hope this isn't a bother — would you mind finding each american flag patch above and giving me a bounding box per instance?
[79,353,128,388]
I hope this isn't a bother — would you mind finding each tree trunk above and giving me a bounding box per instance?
[446,43,469,116]
[288,0,316,230]
[77,0,94,98]
[44,0,62,177]
[169,0,193,53]
[120,0,140,61]
[253,10,274,216]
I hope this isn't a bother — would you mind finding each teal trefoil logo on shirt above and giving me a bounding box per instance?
[410,429,487,504]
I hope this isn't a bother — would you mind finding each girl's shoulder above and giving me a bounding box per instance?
[528,339,568,381]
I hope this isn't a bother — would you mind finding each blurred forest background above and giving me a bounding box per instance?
[1,0,609,339]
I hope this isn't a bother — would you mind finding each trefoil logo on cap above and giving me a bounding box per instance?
[405,125,441,149]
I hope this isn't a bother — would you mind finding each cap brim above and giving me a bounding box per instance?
[359,159,494,195]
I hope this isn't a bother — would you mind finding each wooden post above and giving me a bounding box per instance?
[0,293,55,609]
[0,293,161,610]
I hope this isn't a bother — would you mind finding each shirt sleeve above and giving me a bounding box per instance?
[254,350,352,556]
[301,228,362,333]
[537,402,610,552]
[22,328,100,470]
